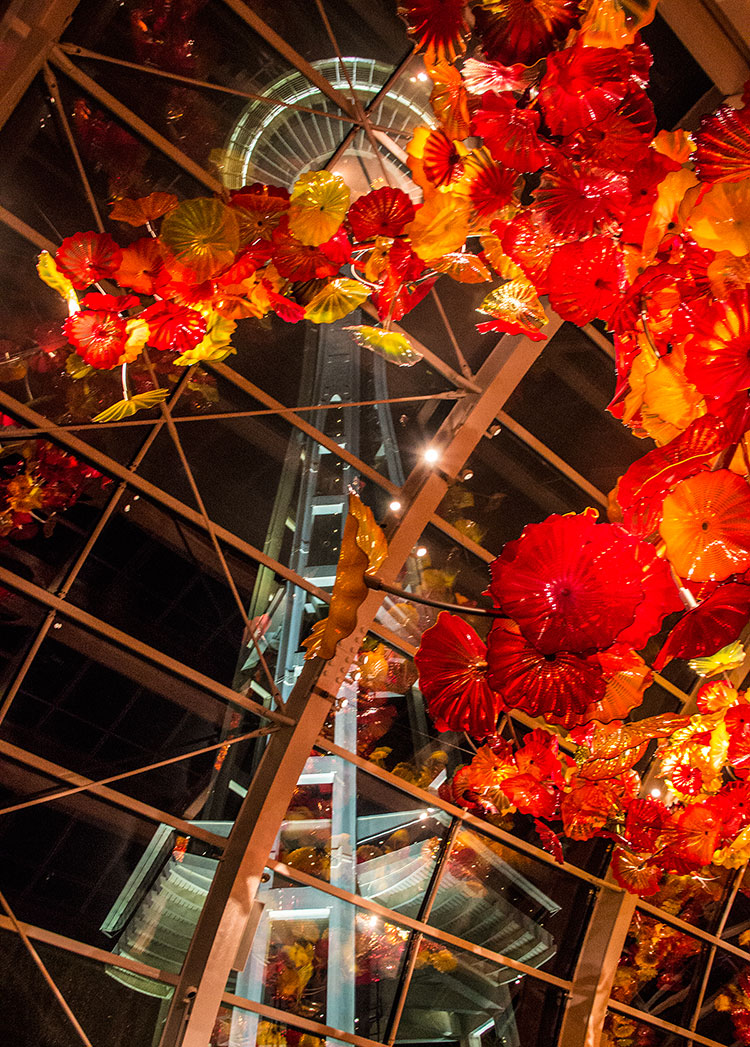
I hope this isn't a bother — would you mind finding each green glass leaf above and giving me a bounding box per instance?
[65,353,95,379]
[345,325,423,367]
[92,388,169,423]
[37,250,77,305]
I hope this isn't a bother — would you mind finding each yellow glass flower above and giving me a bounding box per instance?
[304,278,370,323]
[288,170,350,246]
[160,198,240,281]
[688,178,750,257]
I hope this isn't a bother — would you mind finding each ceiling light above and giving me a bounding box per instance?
[424,447,440,464]
[389,499,402,512]
[416,546,428,557]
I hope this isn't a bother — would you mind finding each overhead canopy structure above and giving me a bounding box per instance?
[1,3,750,1047]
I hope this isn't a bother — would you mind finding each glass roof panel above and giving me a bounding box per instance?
[0,927,174,1047]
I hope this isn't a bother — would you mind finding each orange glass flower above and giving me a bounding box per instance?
[660,469,750,581]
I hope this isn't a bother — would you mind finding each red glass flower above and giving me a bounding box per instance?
[610,848,662,896]
[63,310,128,370]
[56,231,123,289]
[460,148,519,218]
[415,612,503,739]
[486,618,605,728]
[533,163,630,239]
[271,223,351,281]
[663,804,722,874]
[228,183,289,241]
[141,301,207,353]
[116,237,169,295]
[398,0,469,61]
[539,44,630,136]
[494,209,559,294]
[695,104,750,184]
[473,0,583,67]
[347,187,415,241]
[488,511,646,655]
[654,581,750,670]
[547,236,626,326]
[472,92,550,173]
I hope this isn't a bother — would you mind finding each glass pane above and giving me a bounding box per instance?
[0,758,221,949]
[436,426,595,556]
[219,312,451,492]
[611,909,709,1028]
[0,75,94,240]
[428,826,594,980]
[395,931,566,1046]
[503,323,646,495]
[694,948,750,1046]
[604,1011,692,1047]
[138,355,394,555]
[234,872,410,1039]
[64,485,261,687]
[0,927,173,1047]
[643,868,734,932]
[0,624,258,819]
[0,589,49,698]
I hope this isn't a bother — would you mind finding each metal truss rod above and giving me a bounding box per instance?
[218,0,358,118]
[0,204,57,252]
[265,854,571,990]
[0,369,193,728]
[57,43,396,129]
[43,62,105,232]
[0,564,293,730]
[49,47,224,195]
[325,45,418,174]
[0,738,227,849]
[384,821,462,1043]
[0,888,94,1047]
[636,899,750,963]
[160,324,566,1047]
[0,726,277,819]
[0,913,179,986]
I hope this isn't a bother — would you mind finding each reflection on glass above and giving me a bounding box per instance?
[603,1010,691,1047]
[0,763,221,955]
[396,932,565,1046]
[0,928,173,1047]
[429,828,593,981]
[644,867,734,933]
[234,874,409,1041]
[212,1007,354,1047]
[611,909,707,1029]
[275,751,451,908]
[66,489,255,687]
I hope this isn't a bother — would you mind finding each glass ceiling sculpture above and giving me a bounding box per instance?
[2,0,750,1046]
